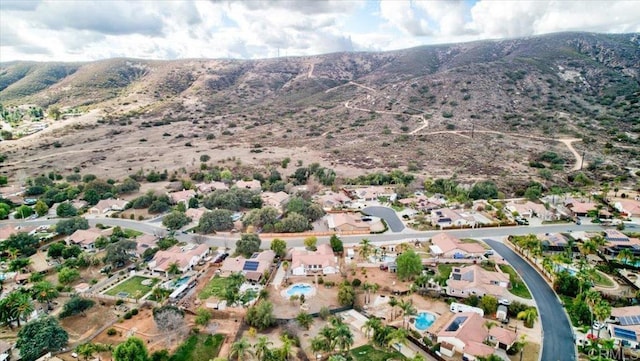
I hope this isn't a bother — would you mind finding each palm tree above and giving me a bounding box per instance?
[278,335,295,361]
[388,297,399,321]
[229,272,246,288]
[580,239,598,259]
[253,336,273,361]
[76,343,96,361]
[333,323,354,354]
[166,262,181,276]
[230,338,254,361]
[32,281,59,309]
[295,311,314,330]
[584,289,602,335]
[151,287,166,302]
[361,317,383,340]
[517,308,538,328]
[310,335,330,354]
[7,292,34,327]
[617,248,634,264]
[399,298,417,329]
[319,326,336,352]
[594,300,612,338]
[541,257,555,278]
[385,327,409,350]
[358,239,373,260]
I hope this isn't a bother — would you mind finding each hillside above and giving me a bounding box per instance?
[1,32,639,193]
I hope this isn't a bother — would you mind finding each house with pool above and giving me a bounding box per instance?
[220,250,275,282]
[436,312,517,360]
[291,244,339,276]
[445,265,510,299]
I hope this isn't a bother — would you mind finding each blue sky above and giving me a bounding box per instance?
[1,0,639,62]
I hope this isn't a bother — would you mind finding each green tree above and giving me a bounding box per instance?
[236,233,262,258]
[230,337,253,361]
[60,296,95,318]
[253,336,273,361]
[56,202,78,217]
[304,236,318,251]
[16,316,68,361]
[396,249,422,281]
[167,262,181,275]
[83,189,100,205]
[199,209,233,233]
[104,240,137,267]
[34,200,49,217]
[278,212,310,232]
[32,281,59,308]
[195,307,212,326]
[47,106,61,120]
[162,211,190,230]
[296,311,314,330]
[245,301,275,330]
[14,205,34,219]
[0,232,39,257]
[469,181,499,200]
[113,337,149,361]
[517,307,538,328]
[480,295,499,315]
[270,238,287,258]
[76,343,96,361]
[594,300,612,338]
[55,217,89,235]
[329,234,344,253]
[58,267,80,284]
[338,282,356,306]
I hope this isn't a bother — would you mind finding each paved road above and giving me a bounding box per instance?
[362,206,405,232]
[483,239,576,361]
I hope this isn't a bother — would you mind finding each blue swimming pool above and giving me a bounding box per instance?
[174,276,191,288]
[414,311,436,331]
[285,283,315,297]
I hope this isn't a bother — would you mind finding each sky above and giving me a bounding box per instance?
[1,0,639,62]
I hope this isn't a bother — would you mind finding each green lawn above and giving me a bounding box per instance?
[499,264,532,299]
[104,276,159,297]
[592,270,615,287]
[169,334,224,361]
[436,264,458,286]
[350,345,405,361]
[124,229,143,238]
[199,276,235,299]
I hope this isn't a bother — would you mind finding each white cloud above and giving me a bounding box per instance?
[0,0,638,62]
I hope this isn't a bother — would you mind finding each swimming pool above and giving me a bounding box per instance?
[174,276,191,288]
[284,283,316,298]
[413,311,436,331]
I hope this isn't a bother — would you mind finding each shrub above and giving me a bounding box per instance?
[107,328,117,336]
[131,308,139,315]
[351,278,362,287]
[116,299,124,306]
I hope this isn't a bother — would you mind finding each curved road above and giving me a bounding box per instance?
[483,239,576,361]
[362,206,405,232]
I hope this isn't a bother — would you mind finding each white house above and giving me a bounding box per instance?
[291,244,339,276]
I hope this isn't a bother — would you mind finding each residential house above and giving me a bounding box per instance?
[538,233,574,253]
[235,179,261,192]
[326,213,371,232]
[168,190,196,207]
[345,186,396,202]
[431,208,476,229]
[436,312,516,360]
[505,200,554,220]
[608,306,640,348]
[260,191,290,211]
[614,199,640,218]
[185,208,207,223]
[135,234,158,257]
[196,181,228,194]
[34,353,64,361]
[315,191,351,210]
[0,225,36,241]
[220,250,275,282]
[89,199,129,214]
[429,233,486,259]
[399,194,446,211]
[148,244,210,276]
[446,265,510,299]
[66,228,112,250]
[291,244,339,276]
[565,199,598,217]
[603,230,640,258]
[0,340,11,361]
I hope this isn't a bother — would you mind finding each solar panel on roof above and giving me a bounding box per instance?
[618,315,640,326]
[243,261,259,271]
[614,327,637,341]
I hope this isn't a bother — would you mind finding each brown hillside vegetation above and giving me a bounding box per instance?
[1,32,639,192]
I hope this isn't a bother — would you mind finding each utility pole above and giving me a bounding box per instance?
[580,151,585,170]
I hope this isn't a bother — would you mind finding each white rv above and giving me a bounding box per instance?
[449,302,484,316]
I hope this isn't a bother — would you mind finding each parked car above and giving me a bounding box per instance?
[593,322,606,330]
[499,298,511,306]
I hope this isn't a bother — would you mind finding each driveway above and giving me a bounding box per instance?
[483,239,576,361]
[362,206,405,232]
